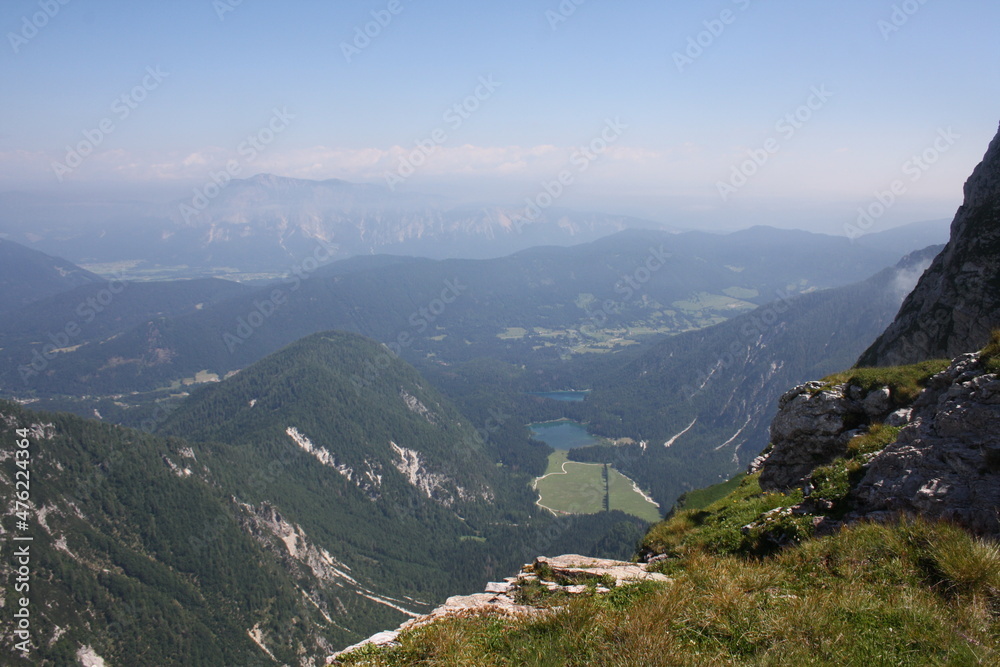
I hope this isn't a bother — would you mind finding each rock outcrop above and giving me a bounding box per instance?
[850,353,1000,534]
[858,122,1000,367]
[758,381,901,491]
[757,349,1000,535]
[328,555,670,663]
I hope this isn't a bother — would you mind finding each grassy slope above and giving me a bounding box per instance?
[339,476,1000,666]
[822,358,952,405]
[673,472,747,511]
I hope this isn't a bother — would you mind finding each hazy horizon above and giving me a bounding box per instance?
[4,0,999,236]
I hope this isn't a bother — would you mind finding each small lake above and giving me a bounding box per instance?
[527,390,591,402]
[528,420,602,450]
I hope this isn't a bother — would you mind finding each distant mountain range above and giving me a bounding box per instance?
[0,175,667,276]
[0,175,949,280]
[0,226,915,402]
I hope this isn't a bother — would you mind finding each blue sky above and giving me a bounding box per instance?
[2,0,999,233]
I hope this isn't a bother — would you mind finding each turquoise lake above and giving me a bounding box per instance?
[527,420,601,450]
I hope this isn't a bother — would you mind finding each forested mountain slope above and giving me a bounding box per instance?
[1,331,649,664]
[0,400,352,665]
[0,239,102,313]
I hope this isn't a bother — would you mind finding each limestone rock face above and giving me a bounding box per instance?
[858,122,1000,367]
[851,354,1000,534]
[759,381,898,490]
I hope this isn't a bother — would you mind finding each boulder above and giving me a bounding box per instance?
[759,381,898,491]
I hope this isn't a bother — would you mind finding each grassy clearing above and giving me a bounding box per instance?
[337,518,1000,666]
[723,286,760,299]
[541,449,569,476]
[671,291,757,313]
[606,468,661,523]
[534,452,660,521]
[534,460,606,515]
[496,327,529,340]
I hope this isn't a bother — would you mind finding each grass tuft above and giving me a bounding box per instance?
[823,359,951,407]
[641,474,805,559]
[847,423,902,457]
[982,329,1000,374]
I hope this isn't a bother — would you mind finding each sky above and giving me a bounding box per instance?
[2,0,1000,235]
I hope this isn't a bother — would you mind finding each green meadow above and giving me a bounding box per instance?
[534,450,661,523]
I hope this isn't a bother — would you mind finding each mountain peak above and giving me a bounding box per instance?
[858,121,1000,367]
[961,121,1000,210]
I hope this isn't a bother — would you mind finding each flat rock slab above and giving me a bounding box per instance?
[400,593,545,632]
[485,581,513,594]
[534,555,672,585]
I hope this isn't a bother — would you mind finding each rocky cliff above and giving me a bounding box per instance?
[756,376,908,491]
[850,351,1000,533]
[858,122,1000,367]
[754,344,1000,536]
[757,121,1000,534]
